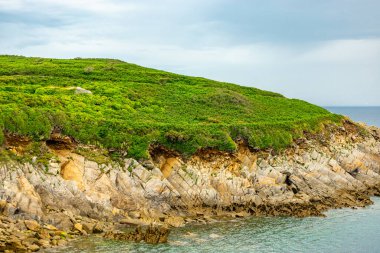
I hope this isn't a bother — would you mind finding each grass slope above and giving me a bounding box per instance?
[0,55,341,159]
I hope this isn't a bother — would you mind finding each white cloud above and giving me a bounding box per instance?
[0,0,143,13]
[298,39,380,63]
[0,0,24,10]
[3,36,380,106]
[0,0,379,106]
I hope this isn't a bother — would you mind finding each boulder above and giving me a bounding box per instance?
[119,218,147,226]
[74,87,92,94]
[93,222,104,234]
[165,216,185,228]
[128,211,141,219]
[24,220,40,232]
[28,244,40,252]
[73,223,84,233]
[104,225,170,244]
[81,222,95,234]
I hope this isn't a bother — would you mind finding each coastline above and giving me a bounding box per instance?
[49,197,380,253]
[1,120,380,252]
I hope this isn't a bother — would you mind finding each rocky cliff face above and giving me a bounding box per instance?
[0,122,380,250]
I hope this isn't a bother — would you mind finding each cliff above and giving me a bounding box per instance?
[1,120,379,252]
[0,56,379,252]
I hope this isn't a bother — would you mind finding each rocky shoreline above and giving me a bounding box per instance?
[0,120,380,252]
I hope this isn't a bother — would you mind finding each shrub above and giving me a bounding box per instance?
[84,66,95,74]
[165,130,189,143]
[0,55,342,159]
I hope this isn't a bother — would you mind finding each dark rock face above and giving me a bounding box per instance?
[104,225,170,244]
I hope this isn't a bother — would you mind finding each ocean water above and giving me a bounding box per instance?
[46,107,380,253]
[46,198,380,253]
[324,106,380,127]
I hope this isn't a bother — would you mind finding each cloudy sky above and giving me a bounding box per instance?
[1,0,379,106]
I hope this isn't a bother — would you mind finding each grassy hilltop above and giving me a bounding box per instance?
[0,55,341,159]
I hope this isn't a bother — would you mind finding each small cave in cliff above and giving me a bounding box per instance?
[149,145,180,162]
[46,134,75,150]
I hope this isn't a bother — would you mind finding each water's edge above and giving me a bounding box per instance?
[324,106,380,127]
[1,108,379,253]
[46,107,380,253]
[46,197,380,253]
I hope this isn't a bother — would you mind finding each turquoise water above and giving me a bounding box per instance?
[47,198,380,253]
[46,107,380,253]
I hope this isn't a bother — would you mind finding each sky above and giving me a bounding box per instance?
[0,0,379,106]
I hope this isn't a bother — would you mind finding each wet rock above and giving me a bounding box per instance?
[43,213,73,231]
[57,239,67,246]
[74,223,83,232]
[0,121,379,252]
[165,216,185,227]
[104,225,170,244]
[0,215,73,252]
[209,233,221,239]
[235,211,250,218]
[119,218,147,226]
[28,244,40,252]
[93,222,104,234]
[81,222,94,234]
[145,225,170,244]
[73,223,85,234]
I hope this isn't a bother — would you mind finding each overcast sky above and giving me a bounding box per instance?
[1,0,379,106]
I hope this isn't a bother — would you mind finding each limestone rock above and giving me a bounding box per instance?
[0,122,379,251]
[24,220,40,231]
[28,244,40,252]
[73,223,83,233]
[43,224,58,231]
[165,216,185,228]
[74,87,92,94]
[119,218,147,226]
[81,222,94,234]
[128,211,141,219]
[93,222,104,234]
[60,158,84,190]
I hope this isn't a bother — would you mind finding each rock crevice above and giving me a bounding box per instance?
[0,123,380,251]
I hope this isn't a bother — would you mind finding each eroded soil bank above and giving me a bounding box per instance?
[1,121,380,252]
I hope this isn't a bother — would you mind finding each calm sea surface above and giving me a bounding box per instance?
[46,107,380,253]
[324,106,380,127]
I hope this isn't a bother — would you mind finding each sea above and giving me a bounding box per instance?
[324,106,380,128]
[45,107,380,253]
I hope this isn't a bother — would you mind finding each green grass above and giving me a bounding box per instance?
[0,55,342,159]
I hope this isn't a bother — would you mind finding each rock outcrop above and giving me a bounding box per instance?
[0,122,379,251]
[0,215,69,252]
[73,87,92,94]
[104,225,170,244]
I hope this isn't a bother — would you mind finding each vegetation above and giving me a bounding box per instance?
[0,55,342,159]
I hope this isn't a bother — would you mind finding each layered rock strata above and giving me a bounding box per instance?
[0,122,379,251]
